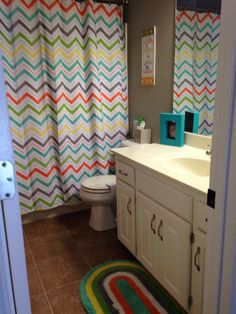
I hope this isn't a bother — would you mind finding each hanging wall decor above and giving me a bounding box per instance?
[141,26,156,86]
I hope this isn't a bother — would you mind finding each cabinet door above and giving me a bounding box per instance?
[190,229,206,314]
[136,192,160,275]
[116,180,136,254]
[159,206,192,310]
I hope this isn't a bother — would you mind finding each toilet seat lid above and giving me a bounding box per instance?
[81,175,116,192]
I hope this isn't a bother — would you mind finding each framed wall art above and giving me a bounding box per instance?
[141,26,156,86]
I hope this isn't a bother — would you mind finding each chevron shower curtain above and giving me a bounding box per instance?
[0,0,128,214]
[173,10,221,135]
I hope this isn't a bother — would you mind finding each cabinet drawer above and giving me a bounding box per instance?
[116,160,135,186]
[194,201,209,233]
[136,171,192,222]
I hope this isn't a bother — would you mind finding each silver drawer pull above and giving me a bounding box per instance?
[158,220,163,241]
[127,198,132,215]
[151,214,156,234]
[194,247,201,272]
[119,170,128,176]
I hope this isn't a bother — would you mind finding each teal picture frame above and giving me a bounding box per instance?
[185,111,199,134]
[160,113,185,147]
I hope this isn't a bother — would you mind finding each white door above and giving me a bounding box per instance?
[215,20,236,310]
[159,206,192,310]
[0,54,31,314]
[116,179,136,254]
[136,192,160,275]
[203,0,236,313]
[219,105,236,313]
[191,228,207,314]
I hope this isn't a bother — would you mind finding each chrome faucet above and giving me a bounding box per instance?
[206,144,212,156]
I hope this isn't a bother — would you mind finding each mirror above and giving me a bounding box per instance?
[173,0,222,136]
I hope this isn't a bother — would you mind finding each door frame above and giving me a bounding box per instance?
[219,63,236,313]
[203,0,236,312]
[1,0,236,312]
[0,201,16,314]
[0,52,31,314]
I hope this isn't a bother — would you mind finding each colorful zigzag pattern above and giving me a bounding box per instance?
[173,10,221,135]
[0,0,128,214]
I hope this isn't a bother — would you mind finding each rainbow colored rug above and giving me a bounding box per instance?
[79,260,186,313]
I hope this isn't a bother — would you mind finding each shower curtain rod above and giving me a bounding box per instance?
[75,0,128,6]
[177,6,221,14]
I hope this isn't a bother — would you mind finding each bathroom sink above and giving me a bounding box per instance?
[159,155,210,177]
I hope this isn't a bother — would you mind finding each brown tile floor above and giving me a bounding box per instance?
[23,209,134,314]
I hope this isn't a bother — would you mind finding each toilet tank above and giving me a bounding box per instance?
[119,139,140,148]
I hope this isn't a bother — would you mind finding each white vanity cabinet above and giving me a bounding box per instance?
[136,189,191,310]
[158,205,192,309]
[116,179,136,255]
[136,192,160,275]
[190,228,207,314]
[115,156,209,313]
[190,201,209,314]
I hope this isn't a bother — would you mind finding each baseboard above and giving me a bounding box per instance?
[21,202,90,224]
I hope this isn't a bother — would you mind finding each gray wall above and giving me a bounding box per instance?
[127,0,176,142]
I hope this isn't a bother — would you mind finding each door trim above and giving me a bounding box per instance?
[0,52,31,314]
[203,0,236,312]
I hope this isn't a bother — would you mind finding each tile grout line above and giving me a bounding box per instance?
[24,212,120,312]
[61,221,93,269]
[60,215,119,270]
[44,280,82,294]
[108,228,117,240]
[77,249,93,269]
[25,234,54,314]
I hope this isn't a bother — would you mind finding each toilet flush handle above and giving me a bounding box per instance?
[106,184,116,198]
[106,184,111,190]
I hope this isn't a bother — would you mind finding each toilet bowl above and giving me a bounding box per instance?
[80,175,116,231]
[79,139,139,231]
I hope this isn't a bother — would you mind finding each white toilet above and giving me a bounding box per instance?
[79,139,139,231]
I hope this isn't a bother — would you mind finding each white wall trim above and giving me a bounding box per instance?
[22,204,89,224]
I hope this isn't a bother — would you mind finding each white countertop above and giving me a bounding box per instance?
[112,143,210,194]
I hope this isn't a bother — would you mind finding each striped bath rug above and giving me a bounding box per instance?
[79,260,186,313]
